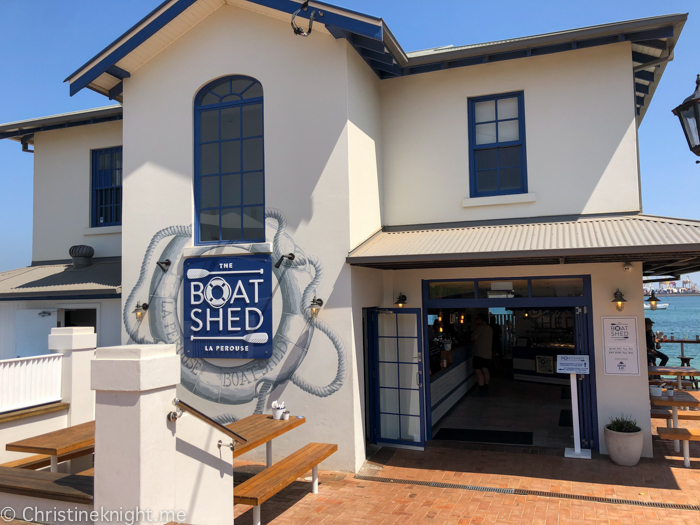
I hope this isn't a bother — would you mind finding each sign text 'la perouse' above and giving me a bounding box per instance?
[183,255,273,359]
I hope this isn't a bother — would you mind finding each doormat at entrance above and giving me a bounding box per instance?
[559,409,573,427]
[433,428,533,445]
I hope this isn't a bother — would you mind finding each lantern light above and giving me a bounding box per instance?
[646,290,659,311]
[612,288,627,312]
[133,302,149,321]
[672,74,700,158]
[394,293,407,308]
[310,296,324,318]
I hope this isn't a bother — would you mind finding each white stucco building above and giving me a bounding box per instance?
[1,0,698,472]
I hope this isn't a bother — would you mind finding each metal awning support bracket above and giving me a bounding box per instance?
[291,1,321,37]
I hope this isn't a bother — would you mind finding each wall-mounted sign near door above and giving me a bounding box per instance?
[183,255,272,359]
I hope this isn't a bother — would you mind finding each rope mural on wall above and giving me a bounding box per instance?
[122,208,346,418]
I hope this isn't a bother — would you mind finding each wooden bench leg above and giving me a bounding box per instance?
[312,465,318,494]
[253,505,261,525]
[266,441,272,468]
[684,441,690,468]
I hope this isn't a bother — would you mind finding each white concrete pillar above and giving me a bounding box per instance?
[49,326,97,426]
[91,344,180,525]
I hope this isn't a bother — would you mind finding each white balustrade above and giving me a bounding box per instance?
[0,354,63,413]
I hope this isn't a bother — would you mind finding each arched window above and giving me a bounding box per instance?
[194,76,265,244]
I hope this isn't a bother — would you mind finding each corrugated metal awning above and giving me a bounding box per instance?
[347,214,700,276]
[0,260,121,300]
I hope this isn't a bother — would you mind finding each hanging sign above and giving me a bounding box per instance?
[183,255,273,359]
[556,355,589,375]
[602,317,639,375]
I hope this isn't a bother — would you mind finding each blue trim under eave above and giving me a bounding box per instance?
[69,0,199,96]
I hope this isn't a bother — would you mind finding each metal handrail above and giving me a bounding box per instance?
[168,398,248,447]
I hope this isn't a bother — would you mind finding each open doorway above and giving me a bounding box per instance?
[429,307,578,448]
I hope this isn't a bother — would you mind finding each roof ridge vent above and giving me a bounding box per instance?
[69,245,95,269]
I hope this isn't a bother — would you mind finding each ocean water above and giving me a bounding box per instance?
[645,295,700,367]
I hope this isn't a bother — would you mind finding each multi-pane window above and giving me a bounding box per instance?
[195,76,265,244]
[468,92,527,197]
[91,147,122,227]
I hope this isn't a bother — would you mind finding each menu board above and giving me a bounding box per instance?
[602,317,640,375]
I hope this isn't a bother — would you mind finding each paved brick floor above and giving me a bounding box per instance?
[232,429,700,524]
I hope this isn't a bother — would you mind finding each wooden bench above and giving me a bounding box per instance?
[234,442,337,525]
[657,427,700,467]
[651,409,700,428]
[0,465,93,504]
[0,446,94,470]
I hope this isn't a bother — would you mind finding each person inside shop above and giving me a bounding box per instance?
[646,318,668,367]
[471,313,493,397]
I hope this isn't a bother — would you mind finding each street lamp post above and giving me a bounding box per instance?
[672,74,700,159]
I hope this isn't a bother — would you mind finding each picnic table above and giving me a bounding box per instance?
[650,389,700,453]
[5,421,94,472]
[658,339,700,359]
[6,414,305,473]
[648,366,700,389]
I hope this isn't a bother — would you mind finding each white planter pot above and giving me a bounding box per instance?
[273,408,284,420]
[604,427,644,467]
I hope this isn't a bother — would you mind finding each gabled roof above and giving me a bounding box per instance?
[0,106,122,143]
[347,214,700,277]
[64,0,686,121]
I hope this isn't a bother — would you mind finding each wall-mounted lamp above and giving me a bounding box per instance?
[274,253,295,269]
[394,293,407,308]
[309,296,323,318]
[157,259,171,272]
[460,314,464,324]
[133,302,149,321]
[523,311,530,319]
[646,290,659,311]
[612,288,627,312]
[38,311,52,318]
[438,312,443,322]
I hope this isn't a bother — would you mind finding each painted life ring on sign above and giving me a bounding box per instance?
[204,277,231,309]
[122,208,346,414]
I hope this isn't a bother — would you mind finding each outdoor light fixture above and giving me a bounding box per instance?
[438,312,443,322]
[612,289,627,312]
[672,74,700,159]
[274,253,295,269]
[394,293,407,308]
[460,314,464,324]
[133,302,149,321]
[523,311,530,319]
[309,296,323,318]
[646,290,659,311]
[156,259,171,272]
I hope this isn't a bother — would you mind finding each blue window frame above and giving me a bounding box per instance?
[91,146,122,227]
[194,76,265,245]
[468,91,527,198]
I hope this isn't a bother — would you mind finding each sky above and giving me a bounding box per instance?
[0,0,699,284]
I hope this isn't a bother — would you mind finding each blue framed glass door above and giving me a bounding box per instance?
[369,308,425,449]
[575,306,599,451]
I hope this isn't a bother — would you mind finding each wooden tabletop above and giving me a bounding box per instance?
[651,390,700,407]
[648,366,700,376]
[659,340,700,344]
[226,414,305,458]
[6,421,95,456]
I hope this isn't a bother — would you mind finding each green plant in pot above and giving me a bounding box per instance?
[604,415,643,467]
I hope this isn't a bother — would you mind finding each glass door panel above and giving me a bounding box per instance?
[372,309,425,447]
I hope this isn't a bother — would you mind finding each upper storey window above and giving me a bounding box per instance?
[468,92,527,198]
[91,146,122,227]
[194,76,265,244]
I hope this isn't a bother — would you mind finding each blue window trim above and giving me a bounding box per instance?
[194,76,266,246]
[91,146,123,227]
[468,91,528,198]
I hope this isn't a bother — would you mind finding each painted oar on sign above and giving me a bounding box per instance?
[557,355,591,459]
[190,333,269,344]
[186,268,264,279]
